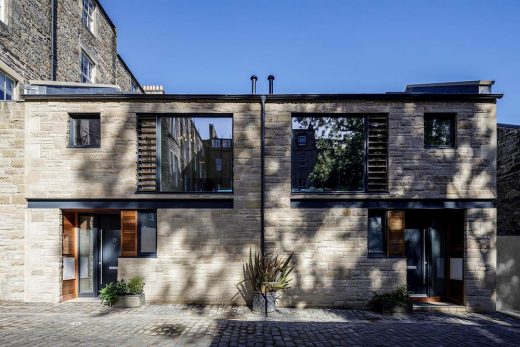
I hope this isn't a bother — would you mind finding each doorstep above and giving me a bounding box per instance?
[66,297,101,303]
[413,301,466,313]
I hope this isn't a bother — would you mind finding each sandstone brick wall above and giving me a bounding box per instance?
[264,101,496,308]
[0,0,137,91]
[0,101,26,301]
[24,208,61,303]
[13,97,498,310]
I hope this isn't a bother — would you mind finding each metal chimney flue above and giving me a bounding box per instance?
[268,75,275,94]
[250,75,258,94]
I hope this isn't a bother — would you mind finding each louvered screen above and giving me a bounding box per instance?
[121,210,138,257]
[137,116,157,192]
[367,115,388,192]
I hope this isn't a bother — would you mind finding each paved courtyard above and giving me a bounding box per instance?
[0,302,519,346]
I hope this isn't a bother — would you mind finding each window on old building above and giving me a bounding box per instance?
[424,114,456,147]
[297,135,307,146]
[80,51,94,83]
[69,114,101,147]
[0,71,15,101]
[82,0,95,32]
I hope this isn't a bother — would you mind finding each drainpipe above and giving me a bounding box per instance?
[260,94,267,316]
[50,0,58,80]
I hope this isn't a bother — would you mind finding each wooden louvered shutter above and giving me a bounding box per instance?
[387,210,405,256]
[121,211,138,256]
[367,115,388,192]
[137,116,157,192]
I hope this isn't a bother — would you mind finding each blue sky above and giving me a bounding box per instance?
[103,0,520,124]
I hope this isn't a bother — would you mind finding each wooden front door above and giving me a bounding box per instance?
[62,212,78,301]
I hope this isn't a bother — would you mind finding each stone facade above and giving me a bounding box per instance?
[0,0,140,91]
[3,96,496,311]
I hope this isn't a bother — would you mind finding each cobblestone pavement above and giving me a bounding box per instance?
[0,302,519,346]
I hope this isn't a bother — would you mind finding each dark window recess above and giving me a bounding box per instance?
[138,211,157,255]
[424,114,456,147]
[69,115,100,147]
[291,115,388,193]
[368,210,386,256]
[367,115,388,192]
[137,116,158,192]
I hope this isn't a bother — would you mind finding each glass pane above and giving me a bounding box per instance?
[139,211,156,253]
[0,89,5,101]
[159,116,232,192]
[63,257,75,281]
[430,223,446,296]
[79,215,96,294]
[368,211,385,254]
[292,116,365,192]
[425,116,454,146]
[72,117,100,146]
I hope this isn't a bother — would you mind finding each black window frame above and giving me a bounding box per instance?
[68,114,101,148]
[367,209,387,258]
[424,113,456,148]
[137,210,157,257]
[291,113,368,194]
[153,113,234,194]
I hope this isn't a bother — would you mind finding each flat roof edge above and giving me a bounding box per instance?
[21,93,503,102]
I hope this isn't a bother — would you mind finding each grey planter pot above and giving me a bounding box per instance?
[114,293,145,308]
[251,292,277,314]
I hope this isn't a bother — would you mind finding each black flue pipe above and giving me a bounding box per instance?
[250,75,258,94]
[268,75,275,94]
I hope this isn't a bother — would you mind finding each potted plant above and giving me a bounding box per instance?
[368,285,412,314]
[242,249,294,314]
[99,276,146,308]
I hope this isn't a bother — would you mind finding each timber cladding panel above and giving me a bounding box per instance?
[120,210,137,256]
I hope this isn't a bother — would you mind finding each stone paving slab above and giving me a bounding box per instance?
[0,301,519,346]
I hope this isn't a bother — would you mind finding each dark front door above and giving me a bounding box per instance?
[405,227,427,295]
[99,215,121,289]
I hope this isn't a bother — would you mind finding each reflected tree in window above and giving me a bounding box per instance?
[292,116,365,192]
[424,115,455,147]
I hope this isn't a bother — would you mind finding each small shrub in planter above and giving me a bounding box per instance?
[368,285,412,314]
[240,249,294,314]
[99,277,145,307]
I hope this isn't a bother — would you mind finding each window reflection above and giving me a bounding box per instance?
[160,117,232,192]
[292,116,365,192]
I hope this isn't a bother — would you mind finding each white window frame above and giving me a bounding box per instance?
[82,0,95,33]
[80,50,95,83]
[0,0,7,24]
[0,70,15,101]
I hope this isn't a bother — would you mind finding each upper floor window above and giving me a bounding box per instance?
[80,51,94,83]
[69,114,101,148]
[292,114,388,193]
[153,115,233,193]
[221,139,232,148]
[424,114,456,148]
[82,0,95,32]
[0,71,15,101]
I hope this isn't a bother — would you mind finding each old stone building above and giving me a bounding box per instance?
[496,123,520,311]
[0,78,502,312]
[0,0,142,96]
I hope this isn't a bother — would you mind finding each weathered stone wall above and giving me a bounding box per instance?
[0,0,137,91]
[116,56,137,92]
[0,0,53,81]
[497,125,520,236]
[497,235,520,311]
[0,101,26,301]
[24,208,61,303]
